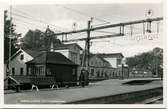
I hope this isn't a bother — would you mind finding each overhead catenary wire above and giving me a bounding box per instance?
[12,7,163,48]
[56,4,110,24]
[92,22,111,27]
[13,17,63,33]
[13,9,70,31]
[12,10,69,32]
[13,6,145,34]
[93,30,118,34]
[96,12,154,33]
[53,17,163,36]
[12,12,64,32]
[13,8,36,18]
[13,17,48,30]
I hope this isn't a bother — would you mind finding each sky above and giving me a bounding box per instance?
[8,3,163,57]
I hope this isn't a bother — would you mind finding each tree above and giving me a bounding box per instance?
[4,10,19,62]
[125,47,163,77]
[21,27,62,50]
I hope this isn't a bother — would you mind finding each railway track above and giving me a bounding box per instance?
[135,95,163,104]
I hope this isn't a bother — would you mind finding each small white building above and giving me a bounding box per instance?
[8,48,41,76]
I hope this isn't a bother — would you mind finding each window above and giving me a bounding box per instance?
[27,67,31,75]
[72,68,75,75]
[36,66,44,76]
[117,59,122,66]
[20,54,24,60]
[20,68,24,75]
[46,68,52,76]
[95,61,97,65]
[31,67,36,76]
[39,66,45,76]
[101,72,103,77]
[30,66,45,76]
[97,71,100,77]
[91,69,94,76]
[91,61,93,65]
[105,72,108,77]
[12,68,15,75]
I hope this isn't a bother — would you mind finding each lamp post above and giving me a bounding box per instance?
[121,64,124,79]
[124,64,128,78]
[118,64,124,79]
[132,67,136,78]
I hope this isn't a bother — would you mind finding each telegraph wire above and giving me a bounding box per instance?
[13,17,47,30]
[56,5,110,24]
[12,9,70,31]
[12,10,70,32]
[12,7,163,45]
[12,8,35,18]
[12,12,64,32]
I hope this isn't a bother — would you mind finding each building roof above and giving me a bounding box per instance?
[99,56,111,65]
[9,48,42,61]
[24,48,42,57]
[54,43,82,50]
[95,53,124,58]
[8,43,81,62]
[26,51,77,65]
[90,54,111,66]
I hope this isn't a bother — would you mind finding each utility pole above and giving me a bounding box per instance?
[83,20,91,86]
[156,55,158,77]
[4,10,7,37]
[87,20,91,69]
[4,10,9,77]
[4,10,7,60]
[8,5,12,76]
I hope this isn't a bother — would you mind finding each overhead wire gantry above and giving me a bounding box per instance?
[50,17,163,83]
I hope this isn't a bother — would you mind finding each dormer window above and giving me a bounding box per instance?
[20,54,24,60]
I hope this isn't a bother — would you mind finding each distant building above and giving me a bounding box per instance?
[53,43,82,65]
[116,65,129,79]
[96,53,124,68]
[95,53,131,79]
[129,69,153,78]
[85,54,116,79]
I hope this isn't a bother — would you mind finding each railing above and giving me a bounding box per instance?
[29,76,55,85]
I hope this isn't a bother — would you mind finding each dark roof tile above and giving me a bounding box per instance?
[26,51,77,65]
[95,53,124,58]
[54,43,82,50]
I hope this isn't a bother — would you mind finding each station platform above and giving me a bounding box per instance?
[4,78,163,104]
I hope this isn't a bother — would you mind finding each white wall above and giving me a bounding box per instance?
[54,49,69,58]
[104,58,117,68]
[9,50,33,75]
[68,45,81,65]
[55,46,81,65]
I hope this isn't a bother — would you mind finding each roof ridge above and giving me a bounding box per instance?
[26,51,77,65]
